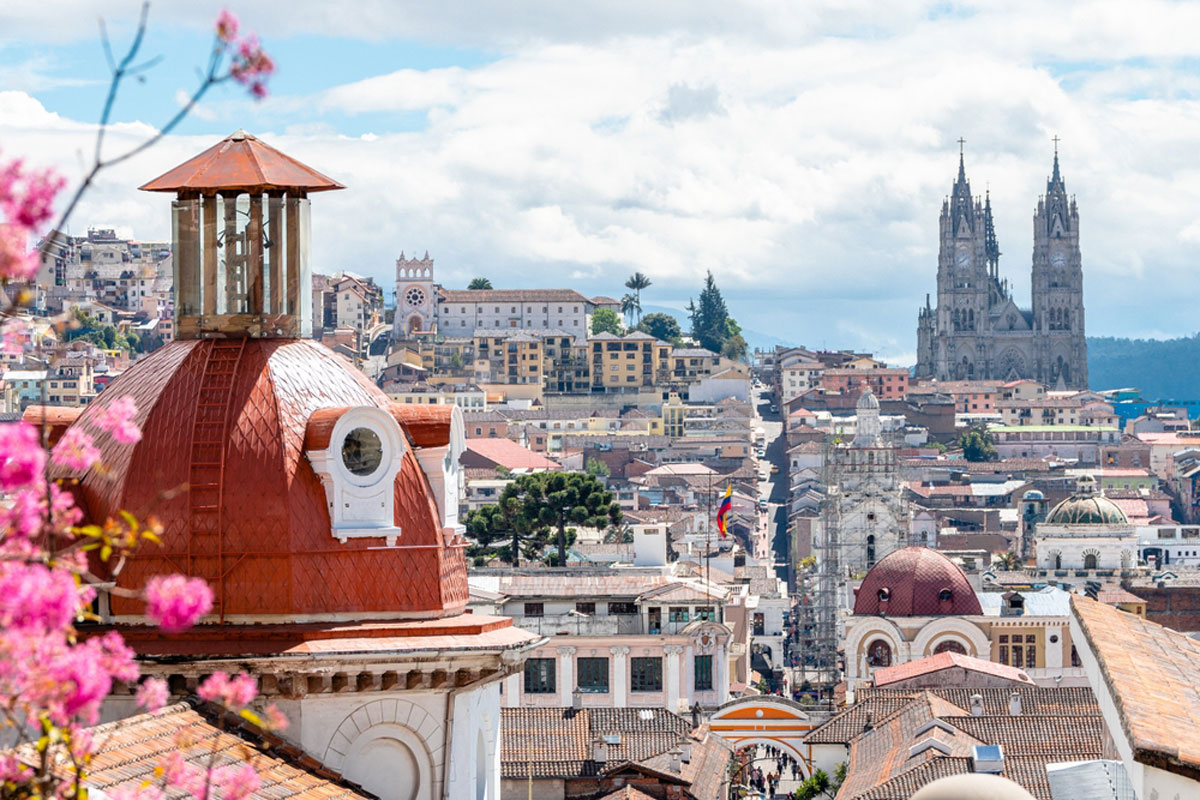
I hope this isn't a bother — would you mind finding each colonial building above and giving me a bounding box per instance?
[915,147,1088,389]
[828,389,911,573]
[843,547,1086,693]
[1031,474,1137,576]
[48,131,541,800]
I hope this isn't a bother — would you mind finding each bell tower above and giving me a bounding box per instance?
[1031,140,1088,388]
[140,129,344,339]
[934,141,990,380]
[392,251,436,340]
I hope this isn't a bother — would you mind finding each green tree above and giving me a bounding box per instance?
[449,351,464,371]
[585,457,611,478]
[620,293,639,328]
[687,271,735,354]
[722,332,747,360]
[463,492,550,567]
[101,325,117,349]
[591,308,623,336]
[995,552,1019,570]
[468,277,493,290]
[958,427,998,462]
[794,763,847,800]
[624,271,652,323]
[637,312,681,343]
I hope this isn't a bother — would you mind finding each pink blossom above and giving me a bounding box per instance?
[143,574,212,632]
[213,763,260,800]
[227,31,274,100]
[160,752,204,797]
[136,677,169,712]
[51,426,102,472]
[0,224,36,281]
[3,167,65,229]
[109,785,164,800]
[215,8,239,43]
[49,482,82,529]
[0,486,47,540]
[197,671,257,708]
[0,754,32,783]
[90,394,141,443]
[0,561,92,631]
[0,421,45,490]
[263,703,289,731]
[1,318,27,356]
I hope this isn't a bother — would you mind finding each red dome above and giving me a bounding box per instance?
[66,338,467,621]
[853,547,981,616]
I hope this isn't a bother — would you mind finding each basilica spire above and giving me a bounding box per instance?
[951,137,974,236]
[984,189,1000,267]
[1047,135,1066,196]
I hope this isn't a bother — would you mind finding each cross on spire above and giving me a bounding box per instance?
[958,137,966,156]
[1052,135,1060,155]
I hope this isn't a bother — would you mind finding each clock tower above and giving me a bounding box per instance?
[928,145,1000,381]
[1031,145,1088,388]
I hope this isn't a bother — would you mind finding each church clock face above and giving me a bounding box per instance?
[955,244,971,269]
[404,287,426,308]
[1050,250,1066,269]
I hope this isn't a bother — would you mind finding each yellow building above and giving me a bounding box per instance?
[589,331,672,391]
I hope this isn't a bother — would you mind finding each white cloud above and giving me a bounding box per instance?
[6,2,1200,362]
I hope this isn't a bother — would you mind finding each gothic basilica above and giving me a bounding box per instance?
[915,146,1089,389]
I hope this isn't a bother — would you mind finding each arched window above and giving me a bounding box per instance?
[867,535,876,568]
[933,640,967,656]
[1084,553,1099,570]
[867,639,892,668]
[1053,553,1062,570]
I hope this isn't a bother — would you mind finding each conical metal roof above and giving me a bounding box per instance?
[139,130,345,194]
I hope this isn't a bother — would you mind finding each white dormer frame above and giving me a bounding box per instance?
[306,406,406,546]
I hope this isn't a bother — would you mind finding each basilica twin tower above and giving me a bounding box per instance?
[915,145,1088,389]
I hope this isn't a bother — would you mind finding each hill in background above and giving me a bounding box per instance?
[1088,334,1200,399]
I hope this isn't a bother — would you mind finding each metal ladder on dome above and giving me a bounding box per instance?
[185,337,247,622]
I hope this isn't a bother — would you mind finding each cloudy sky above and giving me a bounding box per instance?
[3,0,1199,362]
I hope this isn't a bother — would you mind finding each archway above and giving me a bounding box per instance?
[708,696,816,777]
[408,314,422,334]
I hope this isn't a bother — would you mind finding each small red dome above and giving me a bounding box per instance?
[854,547,981,616]
[65,338,467,621]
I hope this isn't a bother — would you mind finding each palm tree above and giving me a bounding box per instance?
[620,293,639,328]
[624,272,651,323]
[995,552,1019,571]
[468,277,493,290]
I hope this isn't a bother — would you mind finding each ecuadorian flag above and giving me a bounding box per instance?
[717,485,732,538]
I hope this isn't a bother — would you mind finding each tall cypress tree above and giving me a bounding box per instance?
[689,271,731,353]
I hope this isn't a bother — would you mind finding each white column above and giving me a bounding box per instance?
[557,646,576,706]
[664,645,684,713]
[716,644,729,704]
[1045,627,1063,670]
[684,645,696,705]
[611,646,630,708]
[504,673,520,708]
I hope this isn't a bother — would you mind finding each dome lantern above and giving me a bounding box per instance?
[140,130,344,339]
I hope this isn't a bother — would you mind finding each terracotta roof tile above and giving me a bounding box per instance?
[74,702,370,800]
[1072,595,1200,778]
[872,652,1034,687]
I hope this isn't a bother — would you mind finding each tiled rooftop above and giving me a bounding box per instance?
[73,702,370,800]
[872,652,1034,687]
[1072,595,1200,778]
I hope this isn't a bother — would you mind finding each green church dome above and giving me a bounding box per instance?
[1044,474,1128,525]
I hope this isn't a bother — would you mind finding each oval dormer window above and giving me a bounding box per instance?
[342,427,383,476]
[939,588,953,602]
[878,587,890,602]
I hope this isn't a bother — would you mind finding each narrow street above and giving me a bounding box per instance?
[752,384,789,580]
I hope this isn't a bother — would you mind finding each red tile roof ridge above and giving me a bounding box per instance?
[873,651,1036,687]
[1071,595,1200,779]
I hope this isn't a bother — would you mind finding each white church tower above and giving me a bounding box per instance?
[392,251,437,340]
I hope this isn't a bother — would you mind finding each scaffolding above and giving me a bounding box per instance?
[795,437,844,705]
